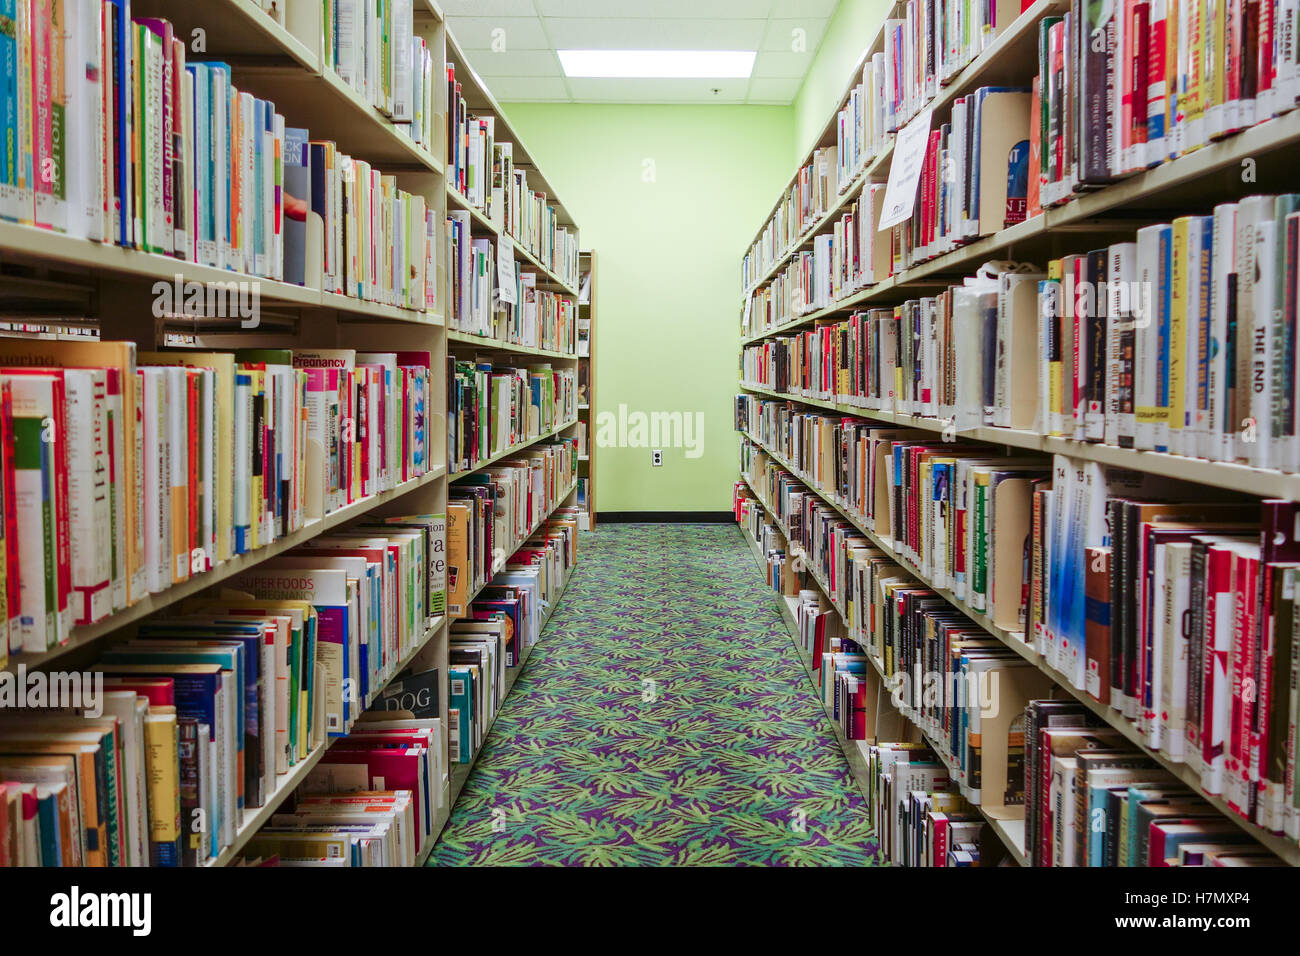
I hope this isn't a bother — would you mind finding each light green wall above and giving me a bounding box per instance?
[791,0,893,165]
[500,103,794,513]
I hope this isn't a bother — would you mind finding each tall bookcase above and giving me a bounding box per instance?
[578,249,596,528]
[0,0,580,866]
[735,0,1300,866]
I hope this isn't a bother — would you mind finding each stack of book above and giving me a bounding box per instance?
[322,0,440,152]
[446,451,579,617]
[1034,0,1300,206]
[0,7,437,313]
[0,341,434,662]
[446,509,578,763]
[446,64,579,289]
[0,513,444,866]
[448,360,576,474]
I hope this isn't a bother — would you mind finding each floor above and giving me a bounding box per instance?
[427,523,881,866]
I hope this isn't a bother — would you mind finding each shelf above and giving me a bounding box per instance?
[446,186,579,296]
[446,329,578,361]
[205,612,449,866]
[0,221,442,328]
[5,463,448,676]
[451,418,579,479]
[446,563,576,810]
[738,383,1300,500]
[739,430,1300,865]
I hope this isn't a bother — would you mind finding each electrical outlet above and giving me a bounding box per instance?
[652,449,663,467]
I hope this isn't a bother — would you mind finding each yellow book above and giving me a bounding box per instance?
[1184,0,1207,147]
[1047,258,1064,436]
[142,712,180,863]
[1207,0,1227,132]
[1165,0,1181,153]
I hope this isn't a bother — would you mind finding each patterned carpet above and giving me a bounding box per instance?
[426,523,882,866]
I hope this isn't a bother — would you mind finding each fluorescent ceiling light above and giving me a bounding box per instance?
[557,49,756,79]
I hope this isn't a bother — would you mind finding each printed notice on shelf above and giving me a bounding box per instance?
[877,108,934,231]
[497,235,518,305]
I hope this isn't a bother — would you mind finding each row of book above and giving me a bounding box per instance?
[446,455,579,618]
[0,3,437,312]
[736,441,1291,864]
[737,400,1300,843]
[745,195,1300,473]
[734,480,1015,866]
[0,340,436,660]
[744,184,893,333]
[446,65,579,289]
[1037,0,1300,204]
[449,511,578,765]
[321,0,441,153]
[447,209,578,353]
[1022,699,1283,866]
[739,0,1034,293]
[237,709,446,867]
[232,508,580,866]
[743,0,1300,336]
[0,513,446,866]
[448,359,576,475]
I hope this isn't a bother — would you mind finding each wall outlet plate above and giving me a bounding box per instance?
[652,449,663,466]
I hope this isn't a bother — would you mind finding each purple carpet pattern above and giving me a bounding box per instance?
[427,523,882,866]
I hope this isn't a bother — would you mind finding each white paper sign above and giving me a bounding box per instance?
[497,235,518,305]
[877,108,934,231]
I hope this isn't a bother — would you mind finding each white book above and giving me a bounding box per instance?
[212,66,230,269]
[6,373,62,652]
[106,369,127,610]
[66,0,104,241]
[1250,216,1277,469]
[138,368,166,594]
[63,368,113,624]
[391,0,413,123]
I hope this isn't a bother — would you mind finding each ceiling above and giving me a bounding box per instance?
[440,0,839,104]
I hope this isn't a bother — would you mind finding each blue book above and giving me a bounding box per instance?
[0,0,17,222]
[106,0,132,244]
[36,787,62,866]
[448,666,475,764]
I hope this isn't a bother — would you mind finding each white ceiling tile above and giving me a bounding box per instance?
[770,0,839,16]
[439,0,540,16]
[478,75,573,101]
[448,16,551,50]
[761,17,828,51]
[536,0,774,17]
[752,49,813,78]
[564,76,750,102]
[745,75,802,103]
[545,17,767,50]
[460,49,563,75]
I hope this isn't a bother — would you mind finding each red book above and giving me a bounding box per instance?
[0,380,18,638]
[1028,78,1043,218]
[1226,544,1260,817]
[101,676,176,707]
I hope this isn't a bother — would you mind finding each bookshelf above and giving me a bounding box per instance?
[578,250,596,529]
[0,0,581,869]
[735,0,1300,866]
